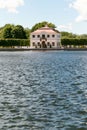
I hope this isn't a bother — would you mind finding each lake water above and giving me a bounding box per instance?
[0,51,87,130]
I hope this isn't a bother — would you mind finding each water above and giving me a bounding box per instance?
[0,51,87,130]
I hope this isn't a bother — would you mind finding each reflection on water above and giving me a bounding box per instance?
[0,51,87,130]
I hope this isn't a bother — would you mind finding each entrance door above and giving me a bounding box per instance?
[42,41,47,48]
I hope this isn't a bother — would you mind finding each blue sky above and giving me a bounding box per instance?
[0,0,87,34]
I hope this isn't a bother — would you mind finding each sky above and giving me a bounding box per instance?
[0,0,87,34]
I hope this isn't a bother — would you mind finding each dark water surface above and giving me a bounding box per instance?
[0,51,87,130]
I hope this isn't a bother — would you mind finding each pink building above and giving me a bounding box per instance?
[30,26,61,48]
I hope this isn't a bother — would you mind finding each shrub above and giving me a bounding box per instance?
[0,39,30,47]
[61,38,87,47]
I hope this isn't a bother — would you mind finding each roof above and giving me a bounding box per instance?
[31,26,60,34]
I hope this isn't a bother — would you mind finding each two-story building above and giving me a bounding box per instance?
[30,25,61,48]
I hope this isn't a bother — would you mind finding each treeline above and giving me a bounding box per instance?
[61,31,87,39]
[0,21,87,47]
[0,22,87,39]
[0,24,30,39]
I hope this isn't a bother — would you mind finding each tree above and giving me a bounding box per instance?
[11,25,26,39]
[0,27,3,38]
[77,34,87,39]
[24,28,31,39]
[31,21,56,32]
[61,31,77,38]
[2,24,14,38]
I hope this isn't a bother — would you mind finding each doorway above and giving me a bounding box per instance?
[42,41,47,48]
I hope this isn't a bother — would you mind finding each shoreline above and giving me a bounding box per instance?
[0,48,87,51]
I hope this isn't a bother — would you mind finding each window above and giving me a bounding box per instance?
[52,35,55,38]
[38,42,40,46]
[32,35,35,38]
[42,34,45,38]
[37,35,40,38]
[47,42,50,46]
[52,42,55,46]
[33,42,35,46]
[47,35,50,38]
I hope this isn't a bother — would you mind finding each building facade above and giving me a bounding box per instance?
[30,26,61,48]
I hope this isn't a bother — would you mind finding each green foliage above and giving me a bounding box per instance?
[3,24,13,38]
[31,21,56,32]
[76,34,87,39]
[1,24,27,39]
[0,23,87,40]
[0,28,3,38]
[61,38,87,46]
[0,39,30,47]
[24,28,30,39]
[0,26,4,37]
[61,31,77,38]
[11,25,27,39]
[61,31,87,39]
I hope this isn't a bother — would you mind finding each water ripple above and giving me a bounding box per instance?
[0,51,87,129]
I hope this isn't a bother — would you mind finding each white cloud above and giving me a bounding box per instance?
[0,0,24,13]
[58,23,72,31]
[70,0,87,22]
